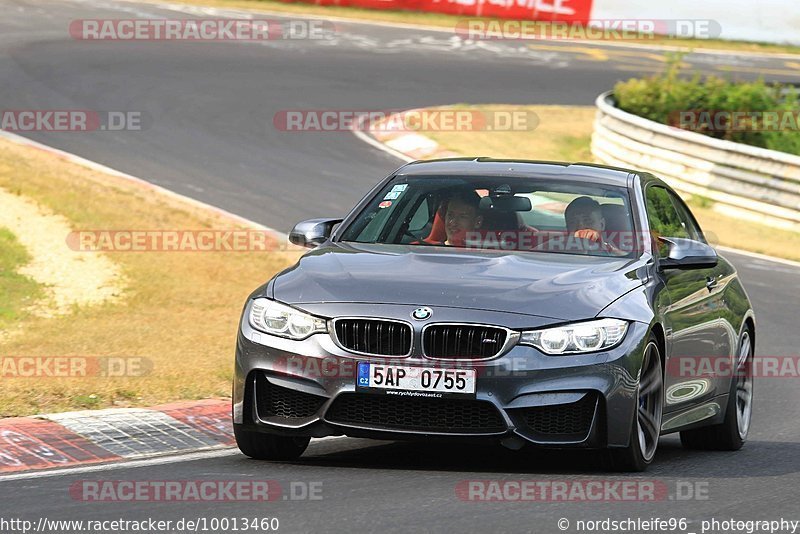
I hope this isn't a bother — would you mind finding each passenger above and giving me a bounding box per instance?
[565,196,605,241]
[564,196,626,256]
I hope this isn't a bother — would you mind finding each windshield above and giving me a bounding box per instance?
[338,175,638,257]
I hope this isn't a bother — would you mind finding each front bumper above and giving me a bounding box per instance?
[233,303,650,449]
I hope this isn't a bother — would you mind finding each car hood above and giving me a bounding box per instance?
[271,242,645,321]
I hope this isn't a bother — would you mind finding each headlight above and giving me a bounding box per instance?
[248,298,327,340]
[519,318,629,355]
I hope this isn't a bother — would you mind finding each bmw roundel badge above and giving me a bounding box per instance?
[411,306,433,321]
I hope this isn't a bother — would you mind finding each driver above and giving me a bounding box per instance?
[444,191,484,246]
[416,190,485,247]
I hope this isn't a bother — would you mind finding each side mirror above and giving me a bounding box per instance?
[657,237,718,270]
[289,218,343,249]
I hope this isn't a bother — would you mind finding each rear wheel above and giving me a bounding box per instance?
[234,426,310,460]
[610,338,663,472]
[680,329,753,451]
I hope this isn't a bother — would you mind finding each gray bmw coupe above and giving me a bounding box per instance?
[233,159,755,471]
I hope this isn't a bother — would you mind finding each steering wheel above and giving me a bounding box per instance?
[399,228,432,244]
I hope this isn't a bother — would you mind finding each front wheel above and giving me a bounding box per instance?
[610,338,663,472]
[680,329,753,451]
[234,426,310,461]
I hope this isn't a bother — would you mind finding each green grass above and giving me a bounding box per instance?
[0,228,42,330]
[614,56,800,156]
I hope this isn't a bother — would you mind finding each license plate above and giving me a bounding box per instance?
[356,362,476,397]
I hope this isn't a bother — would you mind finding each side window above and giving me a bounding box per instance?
[645,186,690,257]
[355,203,395,242]
[667,191,704,243]
[408,197,431,232]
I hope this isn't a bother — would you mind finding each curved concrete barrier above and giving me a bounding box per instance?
[591,91,800,232]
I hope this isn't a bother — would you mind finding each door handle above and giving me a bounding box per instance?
[706,276,718,291]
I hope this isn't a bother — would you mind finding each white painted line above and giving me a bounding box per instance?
[0,447,239,481]
[385,133,439,154]
[0,436,350,481]
[0,130,287,240]
[351,115,414,163]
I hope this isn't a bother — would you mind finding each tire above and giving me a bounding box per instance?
[609,337,664,472]
[234,426,311,461]
[680,329,753,451]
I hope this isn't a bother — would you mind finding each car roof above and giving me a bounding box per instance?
[394,158,636,188]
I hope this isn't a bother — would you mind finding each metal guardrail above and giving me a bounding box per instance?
[591,91,800,232]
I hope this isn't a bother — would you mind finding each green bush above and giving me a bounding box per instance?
[614,54,800,156]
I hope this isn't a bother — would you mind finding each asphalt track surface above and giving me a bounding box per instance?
[1,0,800,532]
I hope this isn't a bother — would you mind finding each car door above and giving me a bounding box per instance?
[667,191,735,359]
[645,185,727,412]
